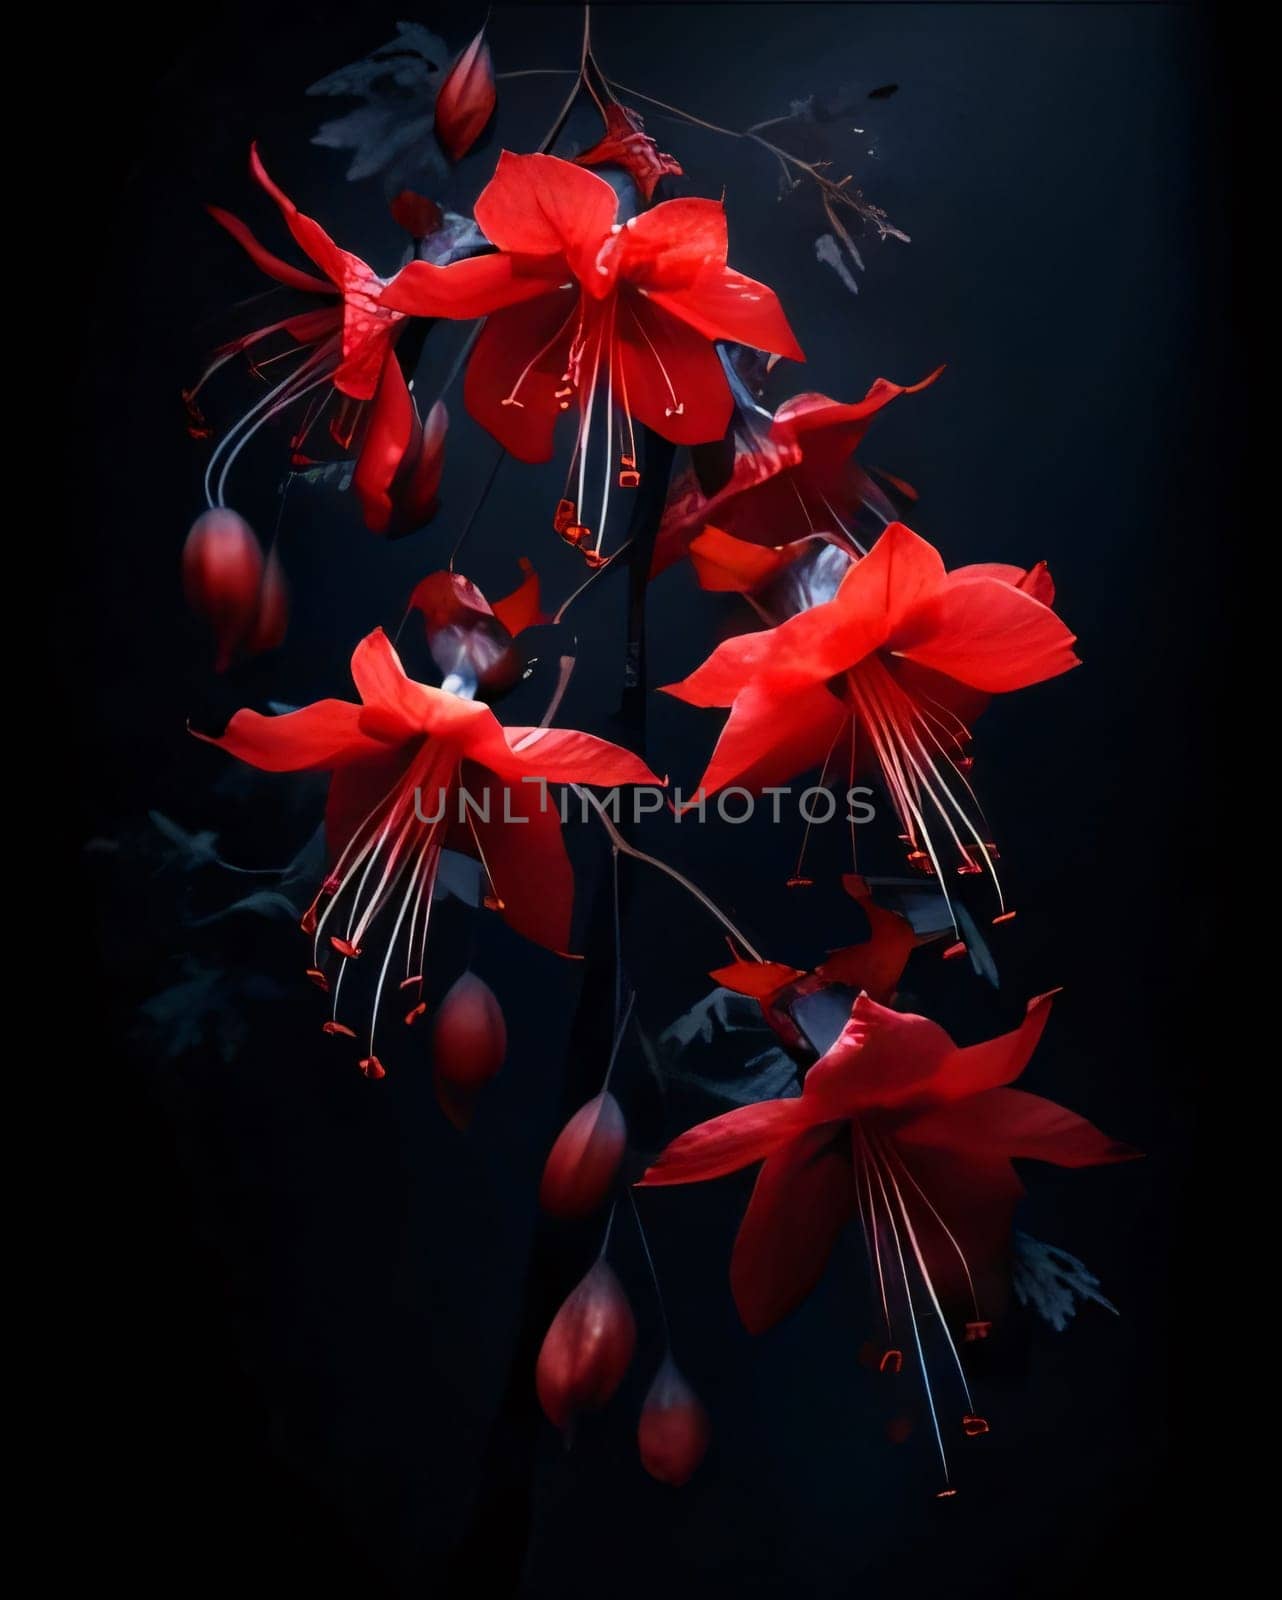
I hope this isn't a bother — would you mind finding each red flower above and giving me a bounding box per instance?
[640,991,1136,1477]
[194,629,659,1076]
[382,152,804,560]
[664,522,1078,907]
[574,104,683,202]
[188,145,530,523]
[652,372,940,578]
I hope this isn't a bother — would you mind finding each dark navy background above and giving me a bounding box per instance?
[67,4,1226,1595]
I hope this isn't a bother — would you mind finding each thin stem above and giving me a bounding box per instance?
[628,1188,671,1348]
[573,786,766,962]
[601,989,635,1092]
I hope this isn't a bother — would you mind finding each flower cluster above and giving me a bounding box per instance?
[180,34,1135,1506]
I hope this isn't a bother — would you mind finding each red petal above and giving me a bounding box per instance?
[380,251,562,319]
[205,205,334,296]
[707,959,807,1000]
[647,267,804,363]
[639,1099,808,1186]
[896,1087,1140,1170]
[435,29,497,161]
[928,991,1058,1102]
[575,104,683,203]
[481,724,661,788]
[816,878,917,1003]
[686,680,848,800]
[349,628,433,739]
[893,573,1079,694]
[804,994,956,1116]
[249,143,348,287]
[194,699,380,772]
[490,558,546,636]
[473,152,617,272]
[617,198,727,289]
[351,357,416,535]
[616,295,734,447]
[462,766,576,953]
[688,526,807,594]
[731,1123,853,1333]
[462,290,579,463]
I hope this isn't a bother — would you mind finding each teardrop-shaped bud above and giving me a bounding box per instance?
[638,1357,710,1486]
[435,30,496,161]
[432,972,506,1129]
[181,508,263,671]
[539,1092,627,1217]
[536,1260,636,1432]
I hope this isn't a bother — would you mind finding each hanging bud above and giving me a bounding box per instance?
[637,1356,710,1486]
[435,30,497,161]
[536,1260,636,1433]
[181,508,263,672]
[539,1092,627,1218]
[431,972,507,1129]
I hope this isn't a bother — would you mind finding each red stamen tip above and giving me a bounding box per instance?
[358,1056,386,1080]
[957,757,975,773]
[935,1488,958,1500]
[617,469,641,488]
[404,1002,428,1027]
[963,1320,992,1342]
[561,522,592,547]
[992,911,1017,925]
[879,1349,904,1375]
[582,549,608,569]
[322,1021,357,1039]
[483,894,506,912]
[399,975,424,990]
[305,967,329,992]
[330,936,362,959]
[956,862,983,877]
[299,909,318,935]
[553,498,577,534]
[942,941,967,961]
[785,876,815,889]
[961,1415,990,1437]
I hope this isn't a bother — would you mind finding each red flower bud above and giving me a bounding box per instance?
[435,30,496,161]
[637,1356,710,1486]
[390,190,443,240]
[431,972,506,1129]
[181,509,263,672]
[539,1092,627,1217]
[242,548,289,658]
[536,1260,636,1432]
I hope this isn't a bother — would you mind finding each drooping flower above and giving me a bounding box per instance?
[574,103,683,202]
[187,144,531,526]
[381,152,804,562]
[664,522,1078,913]
[651,372,940,577]
[640,990,1137,1484]
[409,560,546,698]
[193,629,659,1076]
[434,28,497,161]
